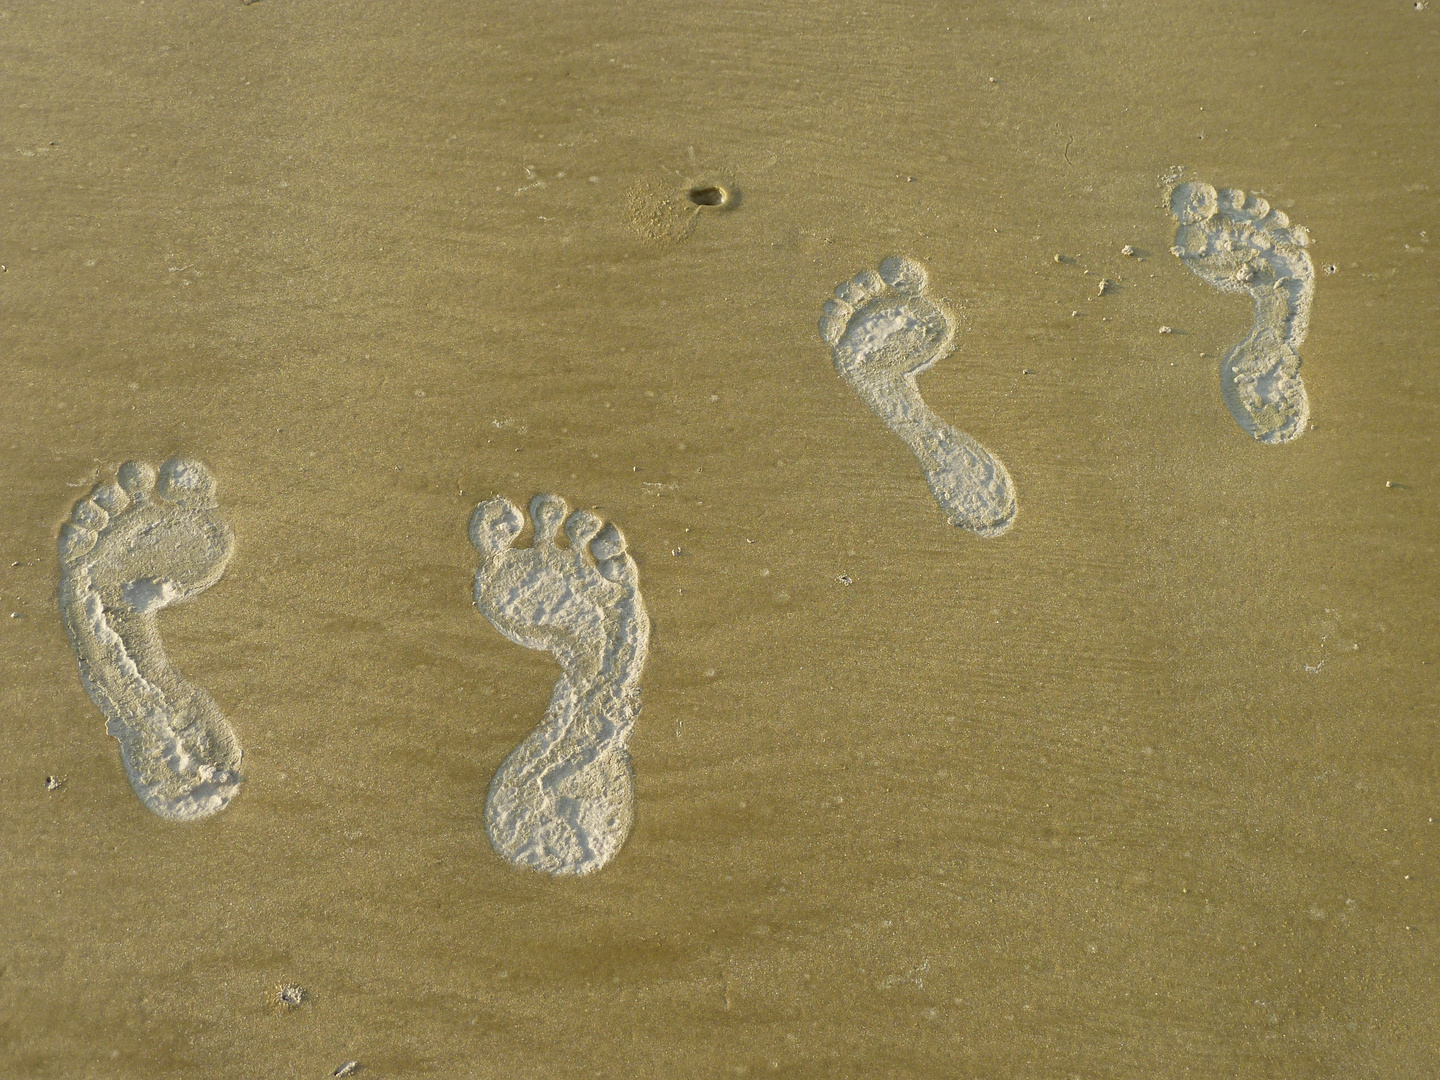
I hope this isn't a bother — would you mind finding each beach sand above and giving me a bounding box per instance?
[0,2,1436,1077]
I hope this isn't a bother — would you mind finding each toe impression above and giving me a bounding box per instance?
[529,495,568,546]
[564,510,604,550]
[590,524,626,562]
[156,458,218,508]
[878,255,927,294]
[470,498,523,556]
[117,461,157,498]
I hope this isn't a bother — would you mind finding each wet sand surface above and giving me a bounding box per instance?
[1,2,1437,1077]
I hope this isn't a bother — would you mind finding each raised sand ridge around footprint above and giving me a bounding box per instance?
[57,459,241,821]
[820,256,1017,536]
[1168,180,1315,443]
[470,494,650,876]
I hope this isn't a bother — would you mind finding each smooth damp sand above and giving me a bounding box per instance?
[0,3,1437,1078]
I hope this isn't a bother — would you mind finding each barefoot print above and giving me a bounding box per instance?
[819,257,1017,537]
[470,494,650,875]
[1168,180,1315,443]
[58,459,241,821]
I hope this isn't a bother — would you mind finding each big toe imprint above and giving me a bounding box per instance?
[58,457,242,822]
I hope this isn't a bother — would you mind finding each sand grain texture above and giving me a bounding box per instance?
[0,3,1436,1078]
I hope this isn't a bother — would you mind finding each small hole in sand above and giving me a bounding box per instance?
[687,186,727,207]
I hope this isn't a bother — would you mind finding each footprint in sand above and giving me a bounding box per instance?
[57,459,241,821]
[470,494,650,876]
[819,257,1017,537]
[1168,180,1315,444]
